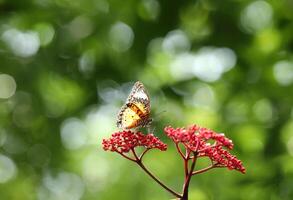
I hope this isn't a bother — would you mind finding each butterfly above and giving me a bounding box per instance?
[117,81,152,130]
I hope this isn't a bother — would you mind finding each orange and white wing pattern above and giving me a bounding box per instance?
[117,81,152,129]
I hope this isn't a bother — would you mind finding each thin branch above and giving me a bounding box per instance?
[185,148,191,159]
[137,161,182,198]
[183,148,191,177]
[139,148,151,160]
[117,151,136,162]
[191,163,225,175]
[131,148,140,161]
[130,148,182,198]
[175,143,185,159]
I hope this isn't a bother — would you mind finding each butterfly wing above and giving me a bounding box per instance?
[117,81,151,129]
[117,104,141,129]
[127,81,150,110]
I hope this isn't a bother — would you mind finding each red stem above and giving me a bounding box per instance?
[117,151,136,162]
[183,149,189,177]
[136,161,182,198]
[175,143,185,159]
[139,148,151,160]
[131,149,140,160]
[192,165,214,175]
[192,164,224,175]
[184,158,189,178]
[131,148,182,199]
[181,153,197,200]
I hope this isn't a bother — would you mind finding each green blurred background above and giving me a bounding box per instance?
[0,0,293,199]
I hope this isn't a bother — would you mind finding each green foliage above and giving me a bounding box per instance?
[0,0,293,199]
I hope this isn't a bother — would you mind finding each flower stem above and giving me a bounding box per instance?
[183,149,189,177]
[136,160,182,198]
[131,148,182,198]
[192,164,224,175]
[181,153,197,200]
[139,148,151,160]
[175,143,185,159]
[117,152,136,162]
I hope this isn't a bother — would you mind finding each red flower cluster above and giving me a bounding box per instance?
[164,125,245,173]
[203,147,245,173]
[102,131,167,153]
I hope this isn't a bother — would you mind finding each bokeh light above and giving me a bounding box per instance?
[38,171,85,200]
[68,16,94,40]
[34,23,55,46]
[184,83,216,110]
[162,30,190,55]
[38,73,86,117]
[287,136,293,157]
[0,74,17,99]
[109,22,134,52]
[82,153,112,192]
[79,50,96,75]
[170,47,236,82]
[281,120,293,156]
[85,104,117,145]
[253,99,273,123]
[0,154,17,183]
[138,0,160,21]
[240,0,273,34]
[2,29,40,57]
[60,118,88,150]
[273,60,293,86]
